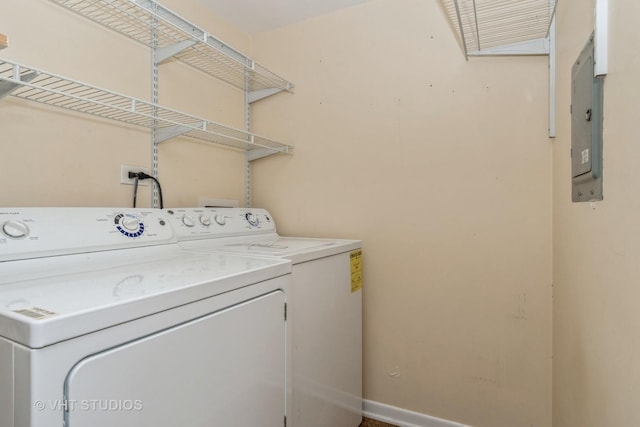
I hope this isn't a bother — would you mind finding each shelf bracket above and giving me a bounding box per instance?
[0,69,38,99]
[156,123,202,143]
[248,88,286,104]
[452,0,469,60]
[135,0,203,39]
[136,0,249,64]
[247,148,283,161]
[156,40,197,64]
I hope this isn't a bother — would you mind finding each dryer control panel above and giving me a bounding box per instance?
[0,208,175,261]
[164,208,276,241]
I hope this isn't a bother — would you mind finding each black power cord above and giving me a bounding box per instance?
[132,174,139,208]
[128,171,164,209]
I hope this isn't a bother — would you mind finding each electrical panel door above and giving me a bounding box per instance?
[571,33,604,202]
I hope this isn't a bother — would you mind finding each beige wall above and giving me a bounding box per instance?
[0,0,250,207]
[553,0,640,426]
[1,0,556,425]
[250,0,552,425]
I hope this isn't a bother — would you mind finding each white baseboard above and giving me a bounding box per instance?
[363,400,472,427]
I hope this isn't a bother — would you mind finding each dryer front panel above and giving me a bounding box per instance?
[64,290,286,427]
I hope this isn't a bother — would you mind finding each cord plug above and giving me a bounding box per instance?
[128,171,153,180]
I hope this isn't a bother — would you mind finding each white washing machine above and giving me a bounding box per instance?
[164,207,363,427]
[0,208,292,427]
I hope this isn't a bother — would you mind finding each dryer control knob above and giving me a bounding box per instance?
[214,215,226,226]
[200,215,212,226]
[245,212,260,227]
[1,220,30,239]
[182,214,196,227]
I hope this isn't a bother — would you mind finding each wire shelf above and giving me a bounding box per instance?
[441,0,557,56]
[0,59,293,157]
[49,0,294,93]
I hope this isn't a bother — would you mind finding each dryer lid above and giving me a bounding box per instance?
[182,236,362,264]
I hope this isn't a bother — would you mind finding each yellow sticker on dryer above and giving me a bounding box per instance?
[350,249,362,293]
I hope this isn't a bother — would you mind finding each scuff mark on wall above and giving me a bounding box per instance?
[388,365,401,378]
[509,292,527,320]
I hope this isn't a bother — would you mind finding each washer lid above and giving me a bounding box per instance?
[182,236,362,264]
[0,245,290,348]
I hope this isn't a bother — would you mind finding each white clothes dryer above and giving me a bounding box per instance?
[0,208,291,427]
[165,207,363,427]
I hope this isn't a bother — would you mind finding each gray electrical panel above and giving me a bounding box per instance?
[571,33,604,202]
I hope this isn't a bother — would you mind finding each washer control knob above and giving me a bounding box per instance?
[2,220,30,239]
[214,215,226,226]
[182,214,196,227]
[245,212,260,227]
[200,215,212,226]
[114,214,145,238]
[120,217,140,232]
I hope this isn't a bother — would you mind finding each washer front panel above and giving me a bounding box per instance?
[10,275,290,427]
[65,291,286,427]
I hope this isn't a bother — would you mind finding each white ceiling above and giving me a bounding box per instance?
[198,0,374,33]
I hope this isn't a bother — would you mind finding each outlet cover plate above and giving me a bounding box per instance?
[120,164,150,186]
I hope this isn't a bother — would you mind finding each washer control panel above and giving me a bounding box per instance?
[164,208,276,241]
[0,208,175,261]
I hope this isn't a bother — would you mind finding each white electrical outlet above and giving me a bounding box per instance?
[120,164,150,186]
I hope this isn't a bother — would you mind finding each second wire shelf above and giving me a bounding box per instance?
[0,59,293,160]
